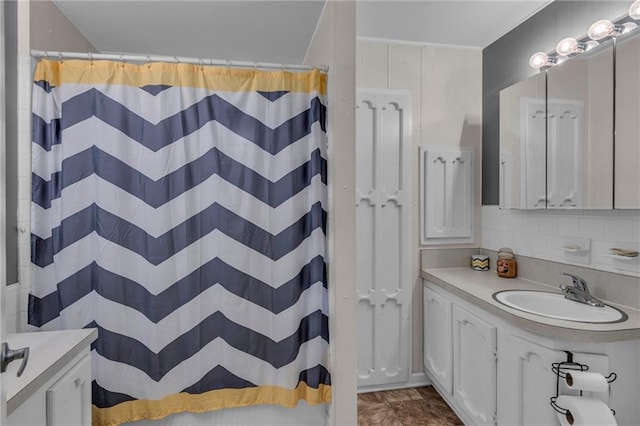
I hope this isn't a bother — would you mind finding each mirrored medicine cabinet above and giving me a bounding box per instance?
[499,30,639,210]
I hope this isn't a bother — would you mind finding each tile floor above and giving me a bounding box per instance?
[357,386,463,426]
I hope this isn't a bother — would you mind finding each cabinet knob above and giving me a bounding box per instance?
[1,342,30,377]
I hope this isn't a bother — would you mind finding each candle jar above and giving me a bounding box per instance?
[497,248,517,278]
[471,254,489,271]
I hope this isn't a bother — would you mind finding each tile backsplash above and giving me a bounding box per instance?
[481,206,640,277]
[4,284,21,333]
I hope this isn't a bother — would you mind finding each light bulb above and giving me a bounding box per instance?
[588,19,615,40]
[630,0,640,20]
[529,52,549,69]
[556,37,582,56]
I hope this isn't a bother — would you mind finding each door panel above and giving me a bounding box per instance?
[453,305,497,425]
[423,285,452,394]
[356,90,411,388]
[498,334,565,425]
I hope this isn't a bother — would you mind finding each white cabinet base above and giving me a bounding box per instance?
[423,280,639,425]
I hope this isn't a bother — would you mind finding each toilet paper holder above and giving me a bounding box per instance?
[550,351,617,417]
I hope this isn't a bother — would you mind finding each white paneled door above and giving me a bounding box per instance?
[355,90,411,388]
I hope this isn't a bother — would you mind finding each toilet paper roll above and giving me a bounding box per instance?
[564,371,609,393]
[556,396,617,426]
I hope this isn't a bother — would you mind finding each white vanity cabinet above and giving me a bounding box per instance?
[5,329,97,426]
[423,278,639,426]
[423,284,497,425]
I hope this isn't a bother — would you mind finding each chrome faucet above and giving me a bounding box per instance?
[559,273,605,307]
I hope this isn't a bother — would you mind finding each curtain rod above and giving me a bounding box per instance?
[30,50,328,73]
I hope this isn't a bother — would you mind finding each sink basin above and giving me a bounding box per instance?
[492,290,627,323]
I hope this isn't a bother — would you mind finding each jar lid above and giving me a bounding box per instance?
[498,247,514,254]
[498,252,514,259]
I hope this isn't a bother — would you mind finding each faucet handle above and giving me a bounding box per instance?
[561,273,587,290]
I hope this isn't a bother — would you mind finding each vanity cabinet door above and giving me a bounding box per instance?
[7,350,92,426]
[452,305,497,425]
[497,334,565,426]
[423,285,453,395]
[546,39,614,209]
[46,355,91,426]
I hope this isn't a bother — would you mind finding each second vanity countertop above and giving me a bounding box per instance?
[5,328,98,414]
[421,267,640,342]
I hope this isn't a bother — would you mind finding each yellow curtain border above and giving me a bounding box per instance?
[34,59,327,95]
[92,383,331,426]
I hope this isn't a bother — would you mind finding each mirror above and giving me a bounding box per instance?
[615,30,640,209]
[546,39,614,209]
[499,73,546,209]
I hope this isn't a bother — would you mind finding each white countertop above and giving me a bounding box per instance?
[421,268,640,342]
[4,328,98,414]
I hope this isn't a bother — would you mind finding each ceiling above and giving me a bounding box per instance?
[52,1,327,64]
[53,1,553,64]
[357,1,552,48]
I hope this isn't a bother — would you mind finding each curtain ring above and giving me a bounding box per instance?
[119,54,125,67]
[198,57,204,71]
[88,52,93,65]
[147,55,152,69]
[44,51,48,59]
[58,51,63,63]
[226,60,231,69]
[174,56,179,63]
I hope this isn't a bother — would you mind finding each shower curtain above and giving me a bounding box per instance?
[28,59,330,426]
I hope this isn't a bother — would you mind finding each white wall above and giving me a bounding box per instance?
[305,2,358,425]
[481,207,640,277]
[7,0,30,335]
[3,0,98,335]
[1,0,8,346]
[356,38,482,374]
[30,0,96,52]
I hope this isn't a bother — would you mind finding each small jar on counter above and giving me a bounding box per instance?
[497,247,517,278]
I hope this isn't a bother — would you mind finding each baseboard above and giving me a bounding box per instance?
[357,372,432,393]
[407,371,431,387]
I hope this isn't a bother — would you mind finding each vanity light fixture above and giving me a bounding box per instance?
[588,19,637,41]
[529,51,557,69]
[529,2,639,70]
[630,0,640,20]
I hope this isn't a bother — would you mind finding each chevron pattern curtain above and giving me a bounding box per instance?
[29,59,330,426]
